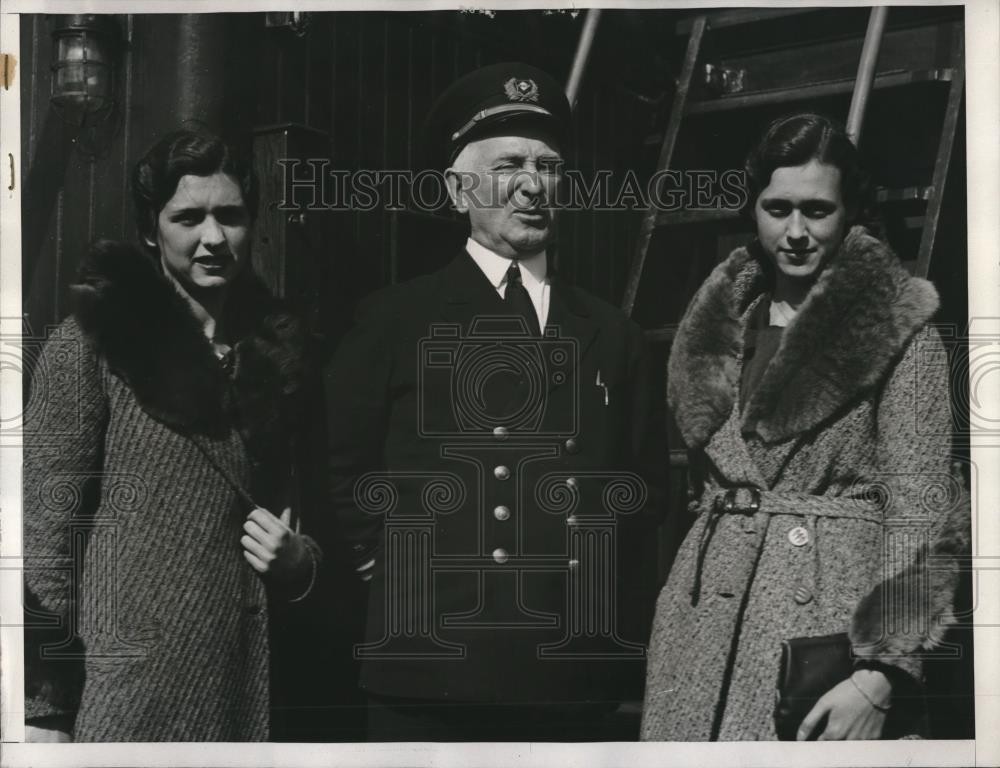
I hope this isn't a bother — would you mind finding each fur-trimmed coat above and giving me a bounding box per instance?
[23,241,320,741]
[641,227,968,741]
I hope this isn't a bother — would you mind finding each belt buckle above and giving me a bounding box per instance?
[714,487,761,514]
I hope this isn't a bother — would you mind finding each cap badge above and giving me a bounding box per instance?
[504,77,540,103]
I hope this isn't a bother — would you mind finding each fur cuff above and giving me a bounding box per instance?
[849,490,971,666]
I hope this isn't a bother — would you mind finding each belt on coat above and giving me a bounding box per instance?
[689,486,886,607]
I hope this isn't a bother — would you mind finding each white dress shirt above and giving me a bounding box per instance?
[769,299,797,328]
[465,237,550,330]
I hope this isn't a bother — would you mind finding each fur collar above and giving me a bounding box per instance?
[71,240,307,462]
[668,226,940,447]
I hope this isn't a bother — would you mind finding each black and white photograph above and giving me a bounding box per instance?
[0,1,997,765]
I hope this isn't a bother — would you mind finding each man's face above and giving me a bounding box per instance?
[447,133,563,259]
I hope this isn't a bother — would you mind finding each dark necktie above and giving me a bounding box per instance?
[504,261,541,336]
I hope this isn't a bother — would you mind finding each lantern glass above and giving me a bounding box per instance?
[50,20,116,119]
[56,32,108,64]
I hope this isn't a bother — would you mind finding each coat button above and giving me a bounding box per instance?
[793,586,813,605]
[494,465,511,481]
[493,426,509,440]
[492,548,509,564]
[568,558,580,570]
[787,526,810,546]
[564,438,580,454]
[494,505,511,521]
[565,477,578,490]
[247,604,264,615]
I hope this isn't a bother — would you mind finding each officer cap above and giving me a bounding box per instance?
[424,62,571,169]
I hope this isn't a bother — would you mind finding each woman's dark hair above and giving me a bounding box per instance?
[131,127,258,251]
[741,113,876,226]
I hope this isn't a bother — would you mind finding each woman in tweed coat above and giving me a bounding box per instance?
[23,130,322,741]
[641,114,967,741]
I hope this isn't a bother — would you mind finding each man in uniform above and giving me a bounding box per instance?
[324,62,667,741]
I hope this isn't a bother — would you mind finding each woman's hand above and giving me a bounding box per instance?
[25,725,72,742]
[797,669,891,741]
[241,507,310,586]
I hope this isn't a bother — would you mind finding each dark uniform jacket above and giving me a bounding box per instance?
[325,250,667,703]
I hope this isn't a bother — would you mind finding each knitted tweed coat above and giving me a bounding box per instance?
[641,227,967,741]
[23,241,316,741]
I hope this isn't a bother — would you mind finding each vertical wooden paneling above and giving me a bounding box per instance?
[305,15,334,136]
[116,15,135,243]
[279,26,308,125]
[25,17,40,162]
[24,10,666,327]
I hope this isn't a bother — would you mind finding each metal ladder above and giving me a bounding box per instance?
[621,6,965,318]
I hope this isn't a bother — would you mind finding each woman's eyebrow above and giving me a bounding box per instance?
[168,203,245,215]
[759,195,837,205]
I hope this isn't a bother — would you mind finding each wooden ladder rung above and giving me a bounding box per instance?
[876,185,934,203]
[654,208,741,227]
[644,326,678,344]
[669,450,689,468]
[675,8,817,34]
[640,68,955,145]
[688,67,953,115]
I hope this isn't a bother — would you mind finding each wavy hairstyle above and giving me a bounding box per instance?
[740,113,878,229]
[131,127,258,254]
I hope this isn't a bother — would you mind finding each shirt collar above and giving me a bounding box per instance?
[465,237,547,290]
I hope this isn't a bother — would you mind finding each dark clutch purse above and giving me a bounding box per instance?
[774,632,854,741]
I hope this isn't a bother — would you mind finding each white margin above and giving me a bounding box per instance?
[0,1,997,767]
[965,1,1000,767]
[0,7,26,746]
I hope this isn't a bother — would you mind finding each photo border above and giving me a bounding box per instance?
[1,1,996,765]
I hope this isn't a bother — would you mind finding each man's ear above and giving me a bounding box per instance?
[445,168,468,214]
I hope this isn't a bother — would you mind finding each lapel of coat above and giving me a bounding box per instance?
[435,251,526,421]
[669,226,941,449]
[543,271,600,396]
[438,249,508,331]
